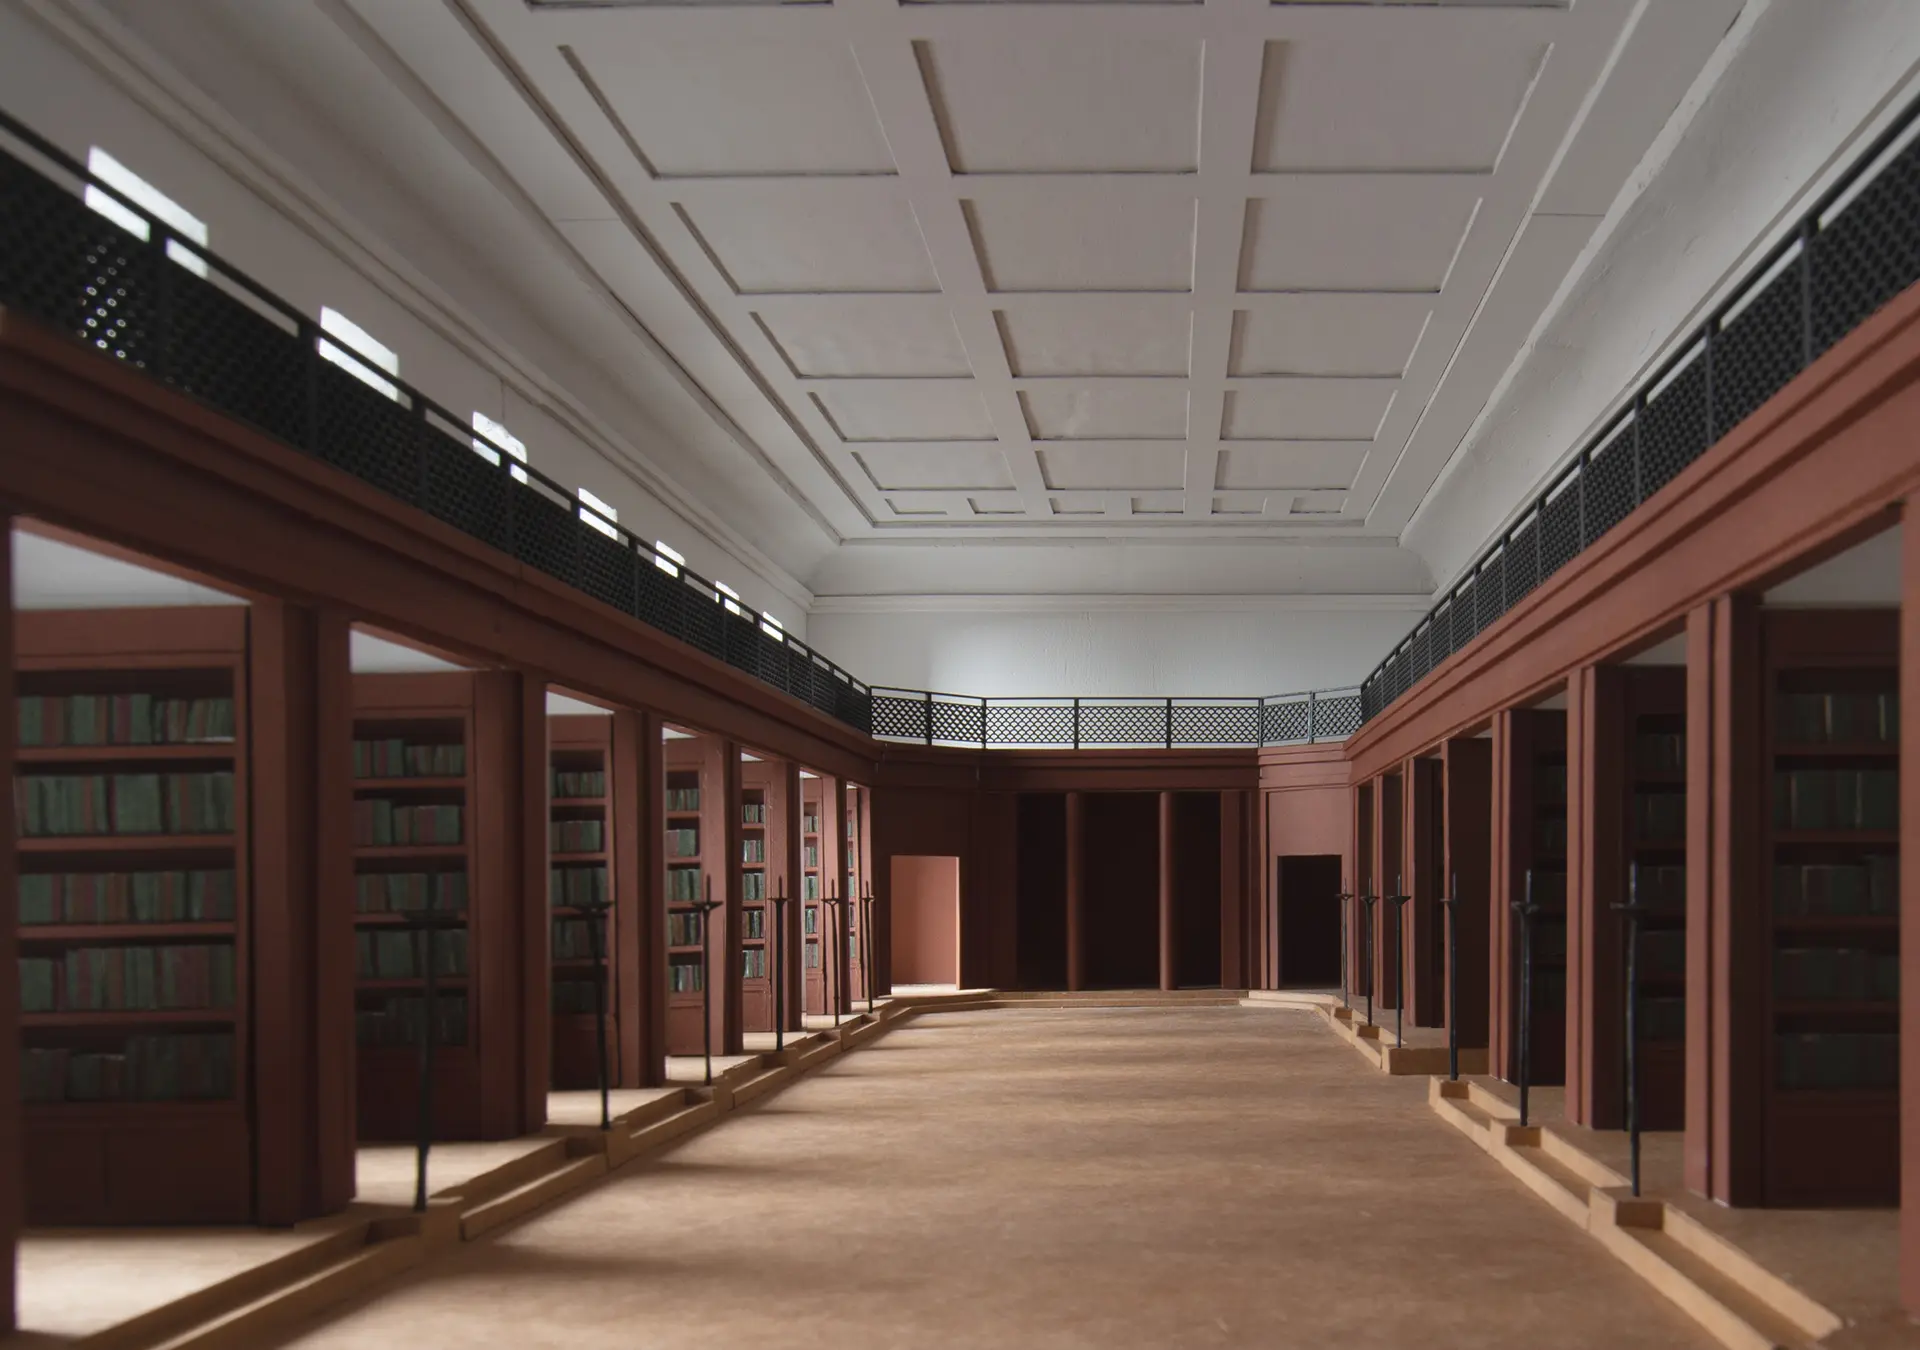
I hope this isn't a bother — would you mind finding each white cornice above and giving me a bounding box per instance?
[809,592,1433,615]
[22,0,819,613]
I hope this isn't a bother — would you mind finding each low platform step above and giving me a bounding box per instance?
[146,1231,423,1350]
[461,1155,607,1241]
[1594,1205,1818,1350]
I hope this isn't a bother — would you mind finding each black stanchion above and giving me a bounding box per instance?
[769,884,789,1053]
[1438,871,1460,1081]
[403,910,462,1213]
[1387,883,1410,1050]
[1337,891,1353,1009]
[1613,861,1649,1196]
[695,878,723,1086]
[823,884,845,1027]
[860,883,877,1013]
[1361,893,1379,1026]
[578,895,613,1131]
[1512,869,1541,1128]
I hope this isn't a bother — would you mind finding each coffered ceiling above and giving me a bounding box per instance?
[75,0,1742,589]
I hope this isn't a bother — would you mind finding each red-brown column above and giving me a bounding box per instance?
[1375,772,1404,1010]
[1351,782,1373,1000]
[1567,666,1628,1129]
[1441,735,1493,1052]
[823,775,848,1014]
[248,599,355,1222]
[0,519,20,1325]
[1220,790,1247,990]
[1406,759,1440,1026]
[1159,791,1178,990]
[1902,508,1920,1312]
[637,711,667,1083]
[1489,711,1515,1080]
[609,708,654,1086]
[1066,792,1086,991]
[720,740,745,1054]
[778,759,805,1031]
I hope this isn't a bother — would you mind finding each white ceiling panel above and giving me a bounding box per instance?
[1022,384,1190,440]
[1214,442,1367,490]
[756,298,972,377]
[1213,492,1271,516]
[1222,380,1397,441]
[813,381,996,441]
[967,191,1196,292]
[997,300,1191,377]
[1039,443,1186,490]
[1253,36,1544,172]
[570,38,896,177]
[920,36,1202,173]
[1131,491,1186,515]
[855,444,1014,491]
[1229,296,1430,376]
[1238,181,1481,292]
[678,190,939,293]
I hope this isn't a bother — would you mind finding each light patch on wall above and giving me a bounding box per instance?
[85,148,208,277]
[471,411,530,484]
[319,307,399,401]
[577,487,619,540]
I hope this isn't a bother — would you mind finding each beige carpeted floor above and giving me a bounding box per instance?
[271,1007,1712,1349]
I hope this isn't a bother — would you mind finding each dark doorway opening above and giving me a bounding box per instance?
[1278,854,1343,987]
[1015,792,1067,989]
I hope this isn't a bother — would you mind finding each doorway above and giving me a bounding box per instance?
[891,856,961,987]
[1277,854,1343,987]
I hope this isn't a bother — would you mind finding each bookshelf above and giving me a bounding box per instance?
[802,777,825,1014]
[1626,670,1687,1131]
[1761,610,1899,1205]
[845,785,867,1005]
[13,607,252,1224]
[1502,709,1567,1087]
[739,763,775,1033]
[550,715,613,1090]
[662,737,713,1055]
[351,675,481,1140]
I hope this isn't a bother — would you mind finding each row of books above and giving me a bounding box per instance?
[1638,930,1685,982]
[23,1033,234,1103]
[551,865,609,908]
[1638,994,1685,1041]
[1773,947,1898,1002]
[356,870,468,914]
[552,916,605,961]
[553,979,601,1015]
[1536,816,1568,858]
[804,941,821,970]
[1636,732,1685,776]
[21,943,235,1012]
[742,838,765,863]
[668,959,704,993]
[743,803,767,824]
[804,906,819,935]
[1772,769,1899,832]
[356,994,467,1048]
[355,928,468,981]
[1536,761,1568,804]
[743,871,766,901]
[1776,1032,1897,1090]
[667,911,704,947]
[1529,919,1568,963]
[551,819,603,853]
[804,844,820,868]
[1629,864,1685,911]
[20,868,236,925]
[1521,869,1567,909]
[1773,858,1898,918]
[1633,791,1685,843]
[353,738,465,780]
[1527,967,1566,1008]
[18,694,235,747]
[665,787,700,812]
[354,800,463,847]
[804,875,822,901]
[744,908,766,939]
[552,769,604,798]
[17,772,236,837]
[668,866,703,902]
[1777,691,1898,745]
[802,814,820,834]
[743,948,766,979]
[667,828,699,858]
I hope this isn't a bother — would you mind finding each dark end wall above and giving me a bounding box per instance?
[1084,793,1161,988]
[1015,792,1067,990]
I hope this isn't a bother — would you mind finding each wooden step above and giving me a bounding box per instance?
[1428,1077,1504,1152]
[144,1231,423,1350]
[1496,1131,1596,1226]
[730,1061,793,1107]
[460,1155,607,1241]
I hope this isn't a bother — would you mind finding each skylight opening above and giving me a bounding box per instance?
[84,148,209,278]
[715,580,744,617]
[653,540,684,577]
[578,487,619,540]
[318,307,400,401]
[470,411,530,484]
[760,612,784,641]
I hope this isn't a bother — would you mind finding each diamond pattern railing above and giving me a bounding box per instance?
[1359,97,1920,725]
[868,690,1363,748]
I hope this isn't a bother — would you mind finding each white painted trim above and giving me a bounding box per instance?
[809,592,1433,615]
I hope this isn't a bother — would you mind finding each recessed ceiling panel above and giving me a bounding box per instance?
[1022,384,1189,440]
[1229,296,1429,377]
[919,37,1202,173]
[967,193,1196,292]
[678,192,939,293]
[1038,443,1185,489]
[997,300,1191,376]
[1221,380,1396,441]
[813,381,996,441]
[570,40,895,176]
[756,299,972,377]
[1049,494,1108,516]
[1131,491,1185,515]
[1287,491,1349,515]
[1212,492,1269,516]
[1215,442,1366,490]
[1238,182,1480,292]
[886,495,956,517]
[1252,37,1544,172]
[855,444,1014,490]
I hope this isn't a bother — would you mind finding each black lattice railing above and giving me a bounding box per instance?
[869,689,1363,748]
[1360,96,1920,726]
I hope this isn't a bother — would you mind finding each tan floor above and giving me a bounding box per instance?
[265,1007,1712,1349]
[356,1137,559,1209]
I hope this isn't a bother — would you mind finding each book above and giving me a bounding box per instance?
[34,943,236,1012]
[553,979,600,1014]
[19,869,237,924]
[356,994,467,1047]
[552,769,605,798]
[550,819,604,853]
[352,738,465,779]
[742,948,766,979]
[1634,732,1685,776]
[742,871,766,901]
[741,837,765,864]
[667,827,699,858]
[665,787,701,812]
[668,958,704,994]
[353,799,463,846]
[666,911,703,947]
[549,865,609,908]
[1633,790,1686,842]
[1773,770,1898,831]
[668,866,702,902]
[355,870,467,914]
[744,907,765,939]
[742,803,767,824]
[1775,1031,1897,1090]
[16,694,235,747]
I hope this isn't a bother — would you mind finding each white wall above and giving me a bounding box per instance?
[1406,0,1920,592]
[0,2,813,634]
[810,604,1422,698]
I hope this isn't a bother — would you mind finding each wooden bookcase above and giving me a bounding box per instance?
[663,736,719,1055]
[1502,709,1567,1086]
[740,762,774,1033]
[1761,610,1899,1205]
[351,674,482,1140]
[802,777,825,1015]
[14,607,251,1224]
[1627,669,1687,1131]
[549,715,613,1091]
[845,785,868,1004]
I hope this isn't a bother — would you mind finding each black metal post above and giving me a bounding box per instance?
[1388,885,1411,1049]
[1361,893,1378,1026]
[770,884,788,1053]
[1439,871,1460,1081]
[1337,891,1353,1009]
[579,895,613,1130]
[830,885,849,1023]
[696,879,722,1086]
[861,883,877,1013]
[404,911,460,1213]
[1613,861,1648,1196]
[1513,870,1541,1128]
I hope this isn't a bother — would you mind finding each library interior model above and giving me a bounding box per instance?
[2,2,1920,1347]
